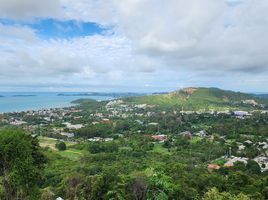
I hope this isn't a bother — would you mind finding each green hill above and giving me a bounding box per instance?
[125,87,268,111]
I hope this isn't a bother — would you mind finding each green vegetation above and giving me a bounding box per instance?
[126,87,268,111]
[55,141,67,151]
[0,129,46,199]
[1,88,268,199]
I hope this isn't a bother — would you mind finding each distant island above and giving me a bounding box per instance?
[0,95,4,98]
[12,95,37,97]
[58,92,146,98]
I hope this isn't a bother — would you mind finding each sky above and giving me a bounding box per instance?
[0,0,268,93]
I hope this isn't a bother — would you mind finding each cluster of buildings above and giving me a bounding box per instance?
[208,139,268,172]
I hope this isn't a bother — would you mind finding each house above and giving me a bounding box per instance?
[234,111,250,116]
[224,161,234,167]
[10,120,27,126]
[88,137,103,142]
[64,122,84,130]
[148,122,159,126]
[234,111,251,119]
[101,118,112,123]
[244,140,253,146]
[135,104,147,109]
[208,164,220,171]
[257,142,268,150]
[179,131,192,140]
[254,156,268,172]
[151,135,167,142]
[194,130,207,137]
[104,138,114,142]
[242,99,258,106]
[60,132,74,138]
[224,157,248,167]
[238,144,246,151]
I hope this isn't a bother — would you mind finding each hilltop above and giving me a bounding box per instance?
[125,87,268,111]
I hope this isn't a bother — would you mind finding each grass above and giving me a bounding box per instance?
[191,136,203,144]
[39,136,83,160]
[151,143,171,155]
[212,158,227,166]
[57,148,84,160]
[127,87,261,111]
[39,136,58,150]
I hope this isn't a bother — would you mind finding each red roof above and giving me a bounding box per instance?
[208,164,221,170]
[151,135,167,141]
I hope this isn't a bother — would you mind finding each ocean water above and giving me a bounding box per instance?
[0,92,113,113]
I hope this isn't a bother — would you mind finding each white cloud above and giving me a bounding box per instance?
[0,0,61,20]
[1,0,268,92]
[115,0,226,53]
[110,0,268,75]
[60,0,116,25]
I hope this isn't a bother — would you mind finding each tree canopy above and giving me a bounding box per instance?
[0,129,46,199]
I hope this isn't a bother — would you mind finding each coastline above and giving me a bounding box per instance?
[0,93,115,114]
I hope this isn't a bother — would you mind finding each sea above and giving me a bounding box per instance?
[0,92,114,113]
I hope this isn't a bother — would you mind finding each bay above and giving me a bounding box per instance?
[0,92,114,113]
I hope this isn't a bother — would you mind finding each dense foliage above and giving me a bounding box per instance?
[0,88,268,199]
[0,129,46,199]
[126,87,268,110]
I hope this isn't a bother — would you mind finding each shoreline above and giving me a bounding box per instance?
[0,104,76,115]
[0,96,115,114]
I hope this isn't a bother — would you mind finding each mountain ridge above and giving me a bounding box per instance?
[125,87,268,111]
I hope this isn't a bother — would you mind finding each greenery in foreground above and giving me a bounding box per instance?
[1,87,268,199]
[0,128,267,200]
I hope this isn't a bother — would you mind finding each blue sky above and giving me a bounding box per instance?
[0,0,268,93]
[0,18,105,39]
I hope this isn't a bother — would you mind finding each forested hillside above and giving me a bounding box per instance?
[125,87,268,111]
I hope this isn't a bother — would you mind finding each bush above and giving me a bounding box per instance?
[55,141,67,151]
[246,160,261,175]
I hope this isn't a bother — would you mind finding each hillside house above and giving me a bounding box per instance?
[151,134,167,142]
[179,131,193,140]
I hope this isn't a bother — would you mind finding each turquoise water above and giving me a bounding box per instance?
[0,92,113,113]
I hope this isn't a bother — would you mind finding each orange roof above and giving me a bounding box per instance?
[151,135,167,141]
[208,164,221,170]
[224,162,234,167]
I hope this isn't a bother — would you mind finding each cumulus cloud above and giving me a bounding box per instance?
[110,0,268,75]
[0,0,61,19]
[115,0,225,53]
[0,0,268,92]
[53,0,268,75]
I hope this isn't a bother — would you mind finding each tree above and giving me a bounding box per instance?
[40,188,55,200]
[55,141,67,151]
[130,176,148,200]
[203,188,250,200]
[0,129,46,199]
[246,160,261,175]
[262,186,268,199]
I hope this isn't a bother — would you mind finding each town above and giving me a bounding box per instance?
[1,98,268,175]
[1,92,268,199]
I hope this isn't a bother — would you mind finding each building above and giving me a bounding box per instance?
[179,131,192,140]
[207,164,220,171]
[151,135,167,142]
[193,130,207,137]
[64,122,84,129]
[234,111,250,116]
[254,156,268,172]
[60,132,74,138]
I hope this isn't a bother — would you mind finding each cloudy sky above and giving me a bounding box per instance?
[0,0,268,93]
